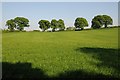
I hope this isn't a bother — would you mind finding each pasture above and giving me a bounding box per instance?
[2,28,119,79]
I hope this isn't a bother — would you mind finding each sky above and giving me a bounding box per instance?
[1,0,120,2]
[1,2,119,30]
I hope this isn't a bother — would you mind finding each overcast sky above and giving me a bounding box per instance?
[1,1,119,30]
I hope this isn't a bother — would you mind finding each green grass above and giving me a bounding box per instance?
[2,28,119,79]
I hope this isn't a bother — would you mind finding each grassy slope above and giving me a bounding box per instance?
[2,28,119,79]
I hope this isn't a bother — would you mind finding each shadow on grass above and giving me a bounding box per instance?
[55,69,119,79]
[2,62,49,79]
[75,47,120,78]
[2,61,119,80]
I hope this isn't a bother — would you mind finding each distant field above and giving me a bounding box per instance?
[2,28,119,79]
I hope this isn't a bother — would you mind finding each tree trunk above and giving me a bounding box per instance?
[81,28,84,30]
[52,28,55,32]
[105,23,107,28]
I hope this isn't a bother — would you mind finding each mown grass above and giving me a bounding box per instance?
[2,28,119,79]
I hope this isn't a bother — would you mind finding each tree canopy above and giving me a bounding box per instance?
[91,15,113,29]
[50,19,65,31]
[38,20,50,31]
[6,19,16,32]
[58,19,65,31]
[5,14,114,32]
[102,15,113,28]
[51,19,58,31]
[14,17,29,31]
[6,17,29,31]
[74,17,88,30]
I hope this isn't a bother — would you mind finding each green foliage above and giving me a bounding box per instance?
[51,19,58,31]
[14,17,29,31]
[5,15,113,32]
[58,19,65,31]
[91,20,101,29]
[74,17,88,30]
[6,19,16,32]
[91,15,104,29]
[51,19,65,31]
[92,15,113,29]
[6,17,29,31]
[38,20,50,31]
[102,15,113,28]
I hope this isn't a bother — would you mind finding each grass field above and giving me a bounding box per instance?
[2,28,119,79]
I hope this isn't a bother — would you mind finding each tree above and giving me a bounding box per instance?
[91,20,101,29]
[38,20,50,31]
[6,19,16,32]
[91,15,113,29]
[102,15,113,28]
[91,15,104,29]
[58,19,65,31]
[14,17,29,31]
[74,17,88,30]
[51,19,58,32]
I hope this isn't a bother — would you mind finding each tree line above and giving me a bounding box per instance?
[6,14,113,32]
